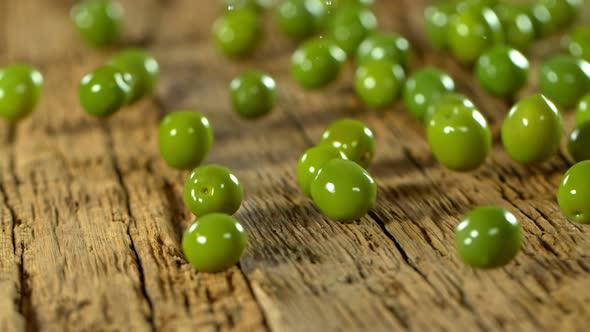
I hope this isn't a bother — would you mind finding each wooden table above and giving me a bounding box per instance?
[1,1,589,331]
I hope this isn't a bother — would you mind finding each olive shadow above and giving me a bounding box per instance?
[370,153,438,179]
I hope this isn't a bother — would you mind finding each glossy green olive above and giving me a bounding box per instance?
[356,32,411,67]
[539,55,590,109]
[447,6,503,64]
[109,48,159,103]
[323,0,374,8]
[310,159,376,222]
[182,213,248,272]
[424,93,475,124]
[275,0,325,39]
[535,0,581,30]
[71,0,123,47]
[529,2,554,37]
[325,4,377,55]
[223,0,267,11]
[297,145,346,197]
[558,161,590,224]
[212,9,261,58]
[78,65,131,117]
[320,0,372,17]
[427,103,491,171]
[158,111,213,169]
[291,37,347,89]
[567,122,590,162]
[424,2,456,49]
[354,60,405,109]
[475,45,529,97]
[183,164,243,217]
[455,0,499,11]
[455,206,521,268]
[0,64,43,121]
[494,3,535,50]
[564,26,590,62]
[319,118,376,168]
[230,71,277,119]
[314,0,339,25]
[575,93,590,127]
[501,94,563,163]
[403,67,455,122]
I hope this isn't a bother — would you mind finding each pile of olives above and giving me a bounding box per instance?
[297,119,377,221]
[78,48,160,117]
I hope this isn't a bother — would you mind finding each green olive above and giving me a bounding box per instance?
[403,67,455,122]
[109,48,159,103]
[230,71,277,119]
[356,32,411,67]
[223,0,268,11]
[319,118,376,168]
[70,0,123,47]
[575,93,590,127]
[455,0,499,12]
[275,0,326,39]
[564,26,590,63]
[0,64,43,121]
[539,55,590,109]
[455,206,521,268]
[354,60,405,109]
[447,6,504,64]
[567,122,590,162]
[212,8,261,58]
[158,111,213,169]
[183,164,243,217]
[325,4,377,55]
[529,2,554,37]
[291,37,347,89]
[182,213,248,272]
[475,45,529,97]
[424,2,456,50]
[534,0,581,30]
[310,159,376,222]
[558,161,590,224]
[494,3,535,50]
[501,94,563,163]
[424,93,475,124]
[427,103,491,171]
[297,145,346,197]
[78,65,132,117]
[319,0,373,18]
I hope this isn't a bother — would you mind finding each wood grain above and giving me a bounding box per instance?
[0,0,589,331]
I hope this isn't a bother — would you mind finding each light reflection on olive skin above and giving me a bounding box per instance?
[455,206,521,269]
[558,161,590,224]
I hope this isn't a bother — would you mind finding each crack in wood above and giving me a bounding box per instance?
[160,180,186,242]
[0,180,23,313]
[368,211,428,283]
[368,213,428,277]
[5,124,15,145]
[494,177,563,257]
[0,142,32,332]
[103,124,156,331]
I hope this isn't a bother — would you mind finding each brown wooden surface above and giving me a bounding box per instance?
[1,0,590,331]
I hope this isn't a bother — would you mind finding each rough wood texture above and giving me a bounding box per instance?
[1,0,590,331]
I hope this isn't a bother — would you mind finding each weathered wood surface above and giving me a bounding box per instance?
[0,0,589,331]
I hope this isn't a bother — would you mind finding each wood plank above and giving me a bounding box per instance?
[265,1,590,330]
[0,1,267,330]
[0,147,24,332]
[0,0,589,331]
